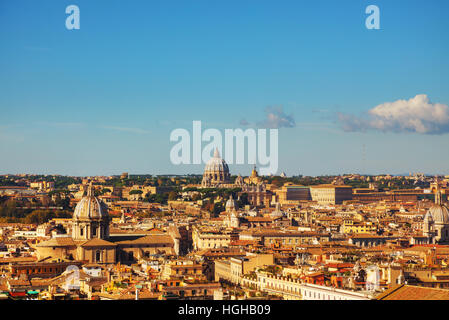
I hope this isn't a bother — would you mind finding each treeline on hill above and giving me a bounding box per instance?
[0,174,429,191]
[0,197,71,224]
[0,175,81,189]
[97,175,203,188]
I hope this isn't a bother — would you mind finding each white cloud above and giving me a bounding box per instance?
[100,125,150,134]
[338,94,449,134]
[37,121,85,128]
[257,106,296,129]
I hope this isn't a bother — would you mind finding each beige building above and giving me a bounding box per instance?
[246,230,331,247]
[30,181,55,191]
[253,272,373,300]
[275,185,311,204]
[192,227,233,250]
[310,185,353,205]
[162,259,203,280]
[229,254,274,284]
[214,253,274,284]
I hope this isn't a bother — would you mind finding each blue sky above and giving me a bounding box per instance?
[1,0,448,176]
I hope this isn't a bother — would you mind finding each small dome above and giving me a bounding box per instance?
[73,186,108,220]
[226,195,237,211]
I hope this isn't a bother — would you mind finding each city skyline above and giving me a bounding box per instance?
[1,0,449,176]
[3,0,449,304]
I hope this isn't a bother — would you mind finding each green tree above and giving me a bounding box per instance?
[213,202,224,217]
[168,191,178,201]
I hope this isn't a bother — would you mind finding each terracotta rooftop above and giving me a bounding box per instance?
[35,237,76,247]
[246,217,273,222]
[0,256,37,264]
[377,284,449,300]
[80,238,117,248]
[115,234,174,245]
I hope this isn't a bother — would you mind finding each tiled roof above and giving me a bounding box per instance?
[35,237,76,247]
[8,279,31,287]
[377,284,449,300]
[115,234,174,245]
[80,238,117,247]
[94,289,161,300]
[246,217,273,222]
[30,279,53,287]
[0,256,37,264]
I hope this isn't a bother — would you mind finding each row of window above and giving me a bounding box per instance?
[19,267,63,274]
[79,226,101,237]
[302,290,345,300]
[263,280,349,300]
[268,238,311,244]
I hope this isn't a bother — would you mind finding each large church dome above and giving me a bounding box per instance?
[202,148,230,187]
[204,148,229,173]
[425,189,449,224]
[427,204,449,224]
[73,185,109,220]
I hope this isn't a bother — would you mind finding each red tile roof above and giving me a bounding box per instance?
[377,284,449,300]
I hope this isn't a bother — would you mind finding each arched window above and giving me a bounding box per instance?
[96,250,101,262]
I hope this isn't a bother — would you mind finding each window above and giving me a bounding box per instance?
[96,250,101,262]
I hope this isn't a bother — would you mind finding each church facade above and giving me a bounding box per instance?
[200,148,272,208]
[34,185,175,265]
[423,187,449,244]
